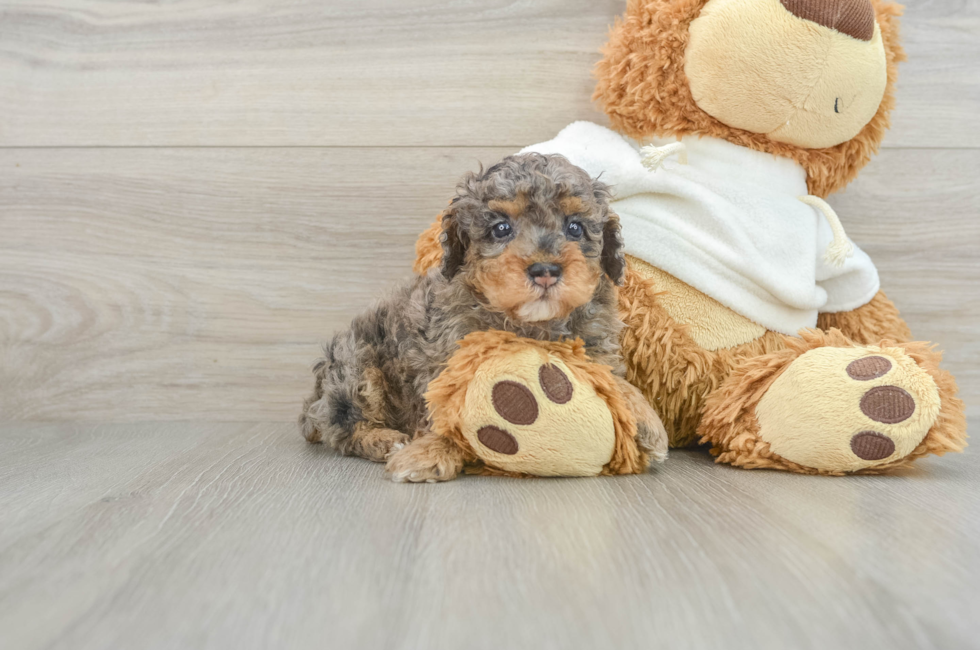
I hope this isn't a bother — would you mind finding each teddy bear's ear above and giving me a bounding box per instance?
[413,214,448,276]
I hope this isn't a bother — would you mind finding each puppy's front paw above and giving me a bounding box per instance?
[352,426,411,463]
[636,419,669,464]
[615,377,668,464]
[385,435,463,483]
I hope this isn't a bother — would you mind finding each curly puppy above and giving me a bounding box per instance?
[299,153,665,481]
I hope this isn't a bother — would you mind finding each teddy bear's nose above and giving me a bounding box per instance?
[780,0,875,41]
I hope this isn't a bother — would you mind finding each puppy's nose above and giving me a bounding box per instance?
[528,262,562,289]
[781,0,875,41]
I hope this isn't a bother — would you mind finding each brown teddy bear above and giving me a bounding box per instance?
[409,0,967,477]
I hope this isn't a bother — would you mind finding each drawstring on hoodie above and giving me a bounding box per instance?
[797,195,854,269]
[640,142,853,270]
[640,142,688,171]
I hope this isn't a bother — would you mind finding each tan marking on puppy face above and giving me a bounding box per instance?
[488,194,528,218]
[552,241,602,315]
[470,241,601,323]
[470,248,539,319]
[559,195,584,216]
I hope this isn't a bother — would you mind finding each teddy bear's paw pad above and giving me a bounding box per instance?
[850,431,895,461]
[491,382,539,425]
[477,425,519,455]
[859,385,916,424]
[846,356,892,380]
[756,347,942,472]
[462,353,615,477]
[539,364,573,403]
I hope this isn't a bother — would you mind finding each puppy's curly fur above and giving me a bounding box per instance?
[299,153,660,478]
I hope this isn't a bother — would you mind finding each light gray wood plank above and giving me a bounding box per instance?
[0,146,507,421]
[0,0,976,148]
[889,0,980,148]
[0,422,236,554]
[0,0,616,148]
[0,420,977,650]
[1,146,977,422]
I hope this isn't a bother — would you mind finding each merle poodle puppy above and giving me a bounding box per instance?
[299,153,666,481]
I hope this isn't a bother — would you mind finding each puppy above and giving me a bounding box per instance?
[299,153,666,481]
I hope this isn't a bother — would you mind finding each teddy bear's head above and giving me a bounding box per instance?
[594,0,905,197]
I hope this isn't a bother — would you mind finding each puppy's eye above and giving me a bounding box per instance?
[566,221,584,239]
[492,222,513,239]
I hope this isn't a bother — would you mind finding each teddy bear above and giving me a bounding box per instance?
[399,0,967,478]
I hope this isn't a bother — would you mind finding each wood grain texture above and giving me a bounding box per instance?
[1,420,978,650]
[2,147,977,421]
[0,0,977,148]
[0,146,504,421]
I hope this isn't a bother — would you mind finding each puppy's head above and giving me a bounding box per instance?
[440,153,624,323]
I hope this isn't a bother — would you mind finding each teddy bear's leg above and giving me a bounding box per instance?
[413,215,445,275]
[817,290,912,344]
[385,433,467,483]
[698,329,967,474]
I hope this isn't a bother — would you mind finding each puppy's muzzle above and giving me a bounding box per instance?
[527,262,562,289]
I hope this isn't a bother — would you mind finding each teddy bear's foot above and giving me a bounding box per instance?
[424,331,651,477]
[699,330,966,474]
[461,350,618,477]
[755,347,942,472]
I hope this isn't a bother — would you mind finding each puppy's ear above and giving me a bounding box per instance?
[594,177,625,285]
[439,206,469,279]
[601,211,626,286]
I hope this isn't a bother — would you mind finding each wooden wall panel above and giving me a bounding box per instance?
[2,147,977,421]
[0,0,977,147]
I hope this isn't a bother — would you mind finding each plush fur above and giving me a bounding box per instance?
[593,0,905,198]
[301,153,661,479]
[816,290,912,343]
[411,0,967,474]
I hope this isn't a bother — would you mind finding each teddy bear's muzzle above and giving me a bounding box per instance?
[684,0,888,149]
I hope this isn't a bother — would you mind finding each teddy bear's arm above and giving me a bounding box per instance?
[817,290,912,344]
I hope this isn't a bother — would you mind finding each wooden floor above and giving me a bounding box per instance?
[2,1,979,648]
[2,420,979,650]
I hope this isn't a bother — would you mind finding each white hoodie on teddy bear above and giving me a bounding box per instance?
[522,121,880,336]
